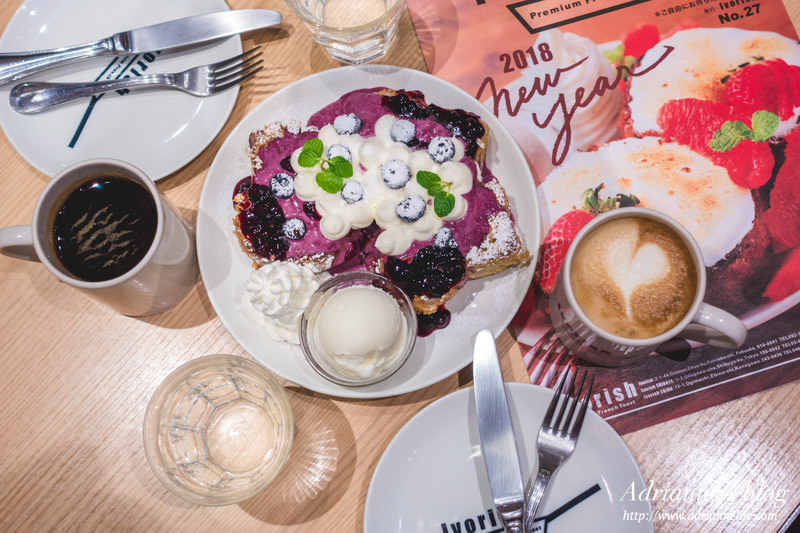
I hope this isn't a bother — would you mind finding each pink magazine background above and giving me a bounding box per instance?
[407,0,800,433]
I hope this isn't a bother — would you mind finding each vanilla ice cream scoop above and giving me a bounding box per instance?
[314,285,406,379]
[301,272,417,385]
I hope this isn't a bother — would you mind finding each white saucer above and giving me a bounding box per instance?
[197,65,539,399]
[365,383,654,532]
[0,0,241,180]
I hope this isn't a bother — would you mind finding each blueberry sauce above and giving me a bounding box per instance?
[385,245,466,298]
[303,202,322,220]
[235,180,290,260]
[279,156,294,173]
[417,309,451,337]
[383,238,462,337]
[383,92,485,158]
[233,176,251,198]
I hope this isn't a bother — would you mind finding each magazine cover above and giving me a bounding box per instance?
[407,0,800,433]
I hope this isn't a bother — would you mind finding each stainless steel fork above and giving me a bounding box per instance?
[524,366,594,532]
[9,46,263,114]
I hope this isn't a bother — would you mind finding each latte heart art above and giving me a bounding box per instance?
[605,239,670,318]
[570,216,698,339]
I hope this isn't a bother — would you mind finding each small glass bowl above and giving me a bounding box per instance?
[299,271,417,387]
[143,355,294,506]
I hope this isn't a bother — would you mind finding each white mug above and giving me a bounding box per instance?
[549,208,747,366]
[0,158,198,316]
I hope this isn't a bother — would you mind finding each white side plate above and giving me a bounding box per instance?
[365,383,654,532]
[0,0,241,180]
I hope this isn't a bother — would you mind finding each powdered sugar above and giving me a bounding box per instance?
[466,211,517,264]
[247,121,307,170]
[483,178,508,207]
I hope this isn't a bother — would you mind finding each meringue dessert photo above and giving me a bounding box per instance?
[524,23,800,331]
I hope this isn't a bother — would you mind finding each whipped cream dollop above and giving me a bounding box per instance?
[245,262,326,344]
[291,114,474,256]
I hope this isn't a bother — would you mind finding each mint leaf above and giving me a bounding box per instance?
[427,183,444,196]
[316,171,343,193]
[328,156,353,178]
[602,44,624,64]
[301,139,352,191]
[433,191,455,217]
[298,138,324,167]
[581,186,600,211]
[709,120,753,152]
[417,170,455,216]
[751,110,779,142]
[416,170,440,189]
[304,138,323,157]
[298,151,319,168]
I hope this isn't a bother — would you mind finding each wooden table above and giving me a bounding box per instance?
[0,0,798,531]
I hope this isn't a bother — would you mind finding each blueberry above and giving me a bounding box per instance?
[269,173,294,199]
[333,113,362,135]
[396,195,426,222]
[327,144,351,161]
[341,180,365,203]
[381,159,411,189]
[282,218,307,240]
[428,137,456,163]
[434,228,457,248]
[390,120,416,145]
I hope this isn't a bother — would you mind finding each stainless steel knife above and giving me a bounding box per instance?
[473,329,526,533]
[0,9,282,84]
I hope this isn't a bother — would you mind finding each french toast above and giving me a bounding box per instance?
[232,88,530,324]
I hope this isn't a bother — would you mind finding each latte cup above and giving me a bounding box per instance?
[0,158,197,316]
[549,208,747,366]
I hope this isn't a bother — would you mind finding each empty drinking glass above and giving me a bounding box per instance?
[285,0,407,64]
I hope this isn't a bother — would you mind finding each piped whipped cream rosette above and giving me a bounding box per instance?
[291,114,474,256]
[291,123,382,239]
[544,30,624,149]
[243,262,329,344]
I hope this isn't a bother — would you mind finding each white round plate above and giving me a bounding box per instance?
[197,65,540,399]
[0,0,241,180]
[365,383,654,532]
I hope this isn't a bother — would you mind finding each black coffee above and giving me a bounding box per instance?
[52,175,157,282]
